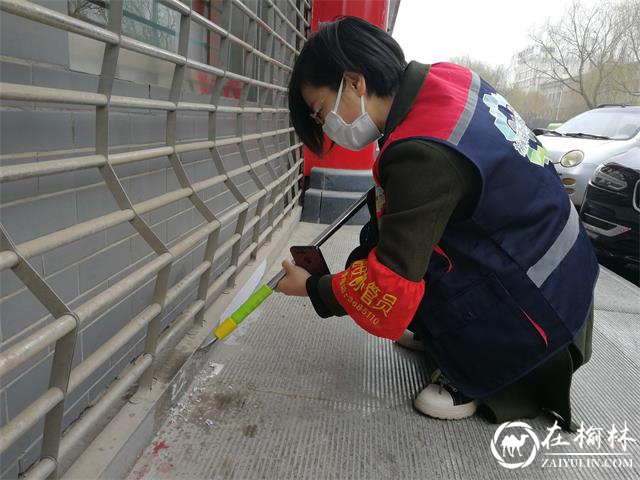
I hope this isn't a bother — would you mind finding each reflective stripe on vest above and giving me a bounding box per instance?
[448,71,481,145]
[527,198,580,288]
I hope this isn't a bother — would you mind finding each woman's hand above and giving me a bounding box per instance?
[274,259,311,297]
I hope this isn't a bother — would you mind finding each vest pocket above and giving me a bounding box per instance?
[422,272,549,392]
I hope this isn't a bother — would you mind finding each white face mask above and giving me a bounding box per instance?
[322,77,382,151]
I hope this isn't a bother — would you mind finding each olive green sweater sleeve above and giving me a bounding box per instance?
[306,140,480,318]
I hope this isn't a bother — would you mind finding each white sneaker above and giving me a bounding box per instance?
[414,369,478,420]
[395,330,425,351]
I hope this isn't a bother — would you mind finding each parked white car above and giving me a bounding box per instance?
[536,105,640,208]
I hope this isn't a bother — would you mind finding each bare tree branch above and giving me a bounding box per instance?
[521,0,636,109]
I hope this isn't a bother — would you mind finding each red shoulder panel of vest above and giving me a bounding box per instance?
[373,62,473,182]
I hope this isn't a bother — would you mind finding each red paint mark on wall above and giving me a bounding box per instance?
[152,440,169,455]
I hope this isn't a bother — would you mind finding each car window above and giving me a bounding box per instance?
[556,109,640,140]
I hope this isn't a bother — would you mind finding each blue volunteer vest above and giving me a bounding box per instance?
[372,63,599,398]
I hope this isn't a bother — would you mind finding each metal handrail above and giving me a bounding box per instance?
[0,0,309,476]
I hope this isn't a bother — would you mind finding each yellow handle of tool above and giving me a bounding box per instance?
[213,284,273,340]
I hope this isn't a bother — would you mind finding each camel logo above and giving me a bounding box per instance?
[502,433,528,456]
[490,421,540,469]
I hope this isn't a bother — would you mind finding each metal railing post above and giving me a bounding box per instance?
[0,0,309,475]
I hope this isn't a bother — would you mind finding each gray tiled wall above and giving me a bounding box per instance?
[0,0,303,477]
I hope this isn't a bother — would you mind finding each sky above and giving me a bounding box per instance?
[392,0,599,68]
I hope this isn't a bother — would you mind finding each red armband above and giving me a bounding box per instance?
[330,246,425,340]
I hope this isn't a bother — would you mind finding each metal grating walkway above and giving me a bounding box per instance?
[127,222,640,480]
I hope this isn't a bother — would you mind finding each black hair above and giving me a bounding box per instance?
[288,16,407,156]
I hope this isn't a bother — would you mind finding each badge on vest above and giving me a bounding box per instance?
[483,92,549,167]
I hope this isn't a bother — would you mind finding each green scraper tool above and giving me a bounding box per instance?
[198,187,371,351]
